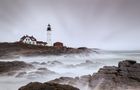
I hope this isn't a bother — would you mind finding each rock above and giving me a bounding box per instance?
[50,77,76,84]
[18,82,80,90]
[88,60,140,90]
[76,60,93,67]
[31,62,40,65]
[49,76,92,90]
[118,60,140,82]
[16,72,27,78]
[0,42,93,58]
[40,62,47,65]
[65,60,103,69]
[35,68,56,75]
[37,68,48,71]
[47,61,63,66]
[0,61,33,75]
[98,66,118,74]
[49,60,140,90]
[26,68,57,79]
[118,60,136,69]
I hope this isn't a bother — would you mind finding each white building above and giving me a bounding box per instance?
[19,24,52,46]
[20,35,37,45]
[20,35,48,46]
[36,41,47,46]
[47,24,52,46]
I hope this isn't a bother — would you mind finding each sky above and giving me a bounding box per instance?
[0,0,140,50]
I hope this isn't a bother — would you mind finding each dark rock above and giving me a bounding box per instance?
[18,82,80,90]
[49,60,140,90]
[89,60,140,90]
[49,76,92,90]
[37,68,48,71]
[40,62,47,65]
[47,61,63,66]
[0,42,93,58]
[118,60,140,82]
[98,66,118,74]
[65,60,103,69]
[35,68,56,75]
[5,71,17,76]
[26,68,56,79]
[0,61,33,75]
[50,77,75,83]
[118,60,136,68]
[31,62,40,65]
[16,72,27,78]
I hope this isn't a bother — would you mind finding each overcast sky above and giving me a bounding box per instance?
[0,0,140,50]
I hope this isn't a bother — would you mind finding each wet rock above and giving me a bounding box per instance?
[0,42,93,59]
[4,71,17,76]
[40,62,47,65]
[50,77,76,84]
[50,60,140,90]
[37,68,48,71]
[26,67,57,79]
[49,75,92,90]
[90,60,140,90]
[31,62,40,65]
[35,67,56,75]
[78,60,103,68]
[118,60,140,82]
[98,66,118,74]
[118,60,136,68]
[47,60,63,66]
[16,72,27,78]
[0,61,33,75]
[65,60,103,69]
[18,82,80,90]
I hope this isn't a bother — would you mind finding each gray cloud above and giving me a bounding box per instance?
[0,0,140,50]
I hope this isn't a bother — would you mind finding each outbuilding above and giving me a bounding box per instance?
[53,42,63,48]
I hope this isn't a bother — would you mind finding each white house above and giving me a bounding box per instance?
[19,24,52,46]
[20,35,48,46]
[20,35,37,45]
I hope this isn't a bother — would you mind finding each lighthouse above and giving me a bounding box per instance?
[47,24,52,46]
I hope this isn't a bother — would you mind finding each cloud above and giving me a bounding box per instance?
[0,0,140,50]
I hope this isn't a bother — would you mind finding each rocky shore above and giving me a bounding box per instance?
[1,60,140,90]
[49,60,140,90]
[0,42,92,59]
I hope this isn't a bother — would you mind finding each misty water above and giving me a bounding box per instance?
[0,51,140,90]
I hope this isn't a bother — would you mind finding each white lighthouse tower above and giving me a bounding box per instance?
[47,24,52,46]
